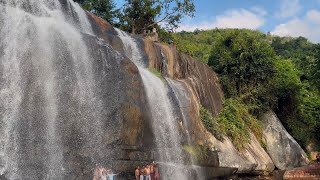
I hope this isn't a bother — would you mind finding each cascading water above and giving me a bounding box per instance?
[167,79,206,180]
[0,0,124,179]
[115,29,191,180]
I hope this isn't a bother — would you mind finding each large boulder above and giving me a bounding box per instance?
[262,111,309,170]
[211,133,274,173]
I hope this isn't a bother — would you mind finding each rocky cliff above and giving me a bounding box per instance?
[0,1,310,179]
[88,13,309,177]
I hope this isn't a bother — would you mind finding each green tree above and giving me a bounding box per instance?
[79,0,118,24]
[311,45,320,90]
[116,0,160,34]
[208,30,275,106]
[118,0,195,34]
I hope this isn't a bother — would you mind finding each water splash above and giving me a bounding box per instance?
[0,0,103,179]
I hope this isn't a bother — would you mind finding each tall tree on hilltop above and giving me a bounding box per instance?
[118,0,195,34]
[208,30,276,112]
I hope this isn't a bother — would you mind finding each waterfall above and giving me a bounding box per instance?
[0,0,109,179]
[115,29,190,180]
[167,79,206,180]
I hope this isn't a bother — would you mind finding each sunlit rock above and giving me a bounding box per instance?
[262,111,309,170]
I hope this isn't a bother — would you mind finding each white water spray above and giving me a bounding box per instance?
[0,0,103,179]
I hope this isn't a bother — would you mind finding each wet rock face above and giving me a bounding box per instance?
[0,2,151,179]
[143,41,224,117]
[262,111,309,170]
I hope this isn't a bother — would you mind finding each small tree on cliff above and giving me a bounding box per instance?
[118,0,195,34]
[78,0,118,24]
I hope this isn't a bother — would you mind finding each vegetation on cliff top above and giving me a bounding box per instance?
[75,0,195,35]
[175,29,320,151]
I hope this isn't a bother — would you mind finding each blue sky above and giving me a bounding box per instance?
[114,0,320,42]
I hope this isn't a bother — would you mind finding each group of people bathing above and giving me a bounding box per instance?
[135,161,160,180]
[93,165,116,180]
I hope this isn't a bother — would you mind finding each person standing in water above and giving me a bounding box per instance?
[145,165,151,180]
[93,164,104,180]
[154,164,160,180]
[135,166,140,180]
[150,161,155,180]
[140,167,144,180]
[107,169,117,180]
[101,167,107,180]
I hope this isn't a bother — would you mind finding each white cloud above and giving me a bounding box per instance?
[271,9,320,42]
[275,0,301,18]
[177,8,265,32]
[251,6,267,17]
[306,10,320,23]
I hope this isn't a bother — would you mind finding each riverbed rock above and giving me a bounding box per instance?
[283,164,320,180]
[262,111,309,170]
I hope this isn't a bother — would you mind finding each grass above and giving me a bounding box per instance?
[149,67,166,83]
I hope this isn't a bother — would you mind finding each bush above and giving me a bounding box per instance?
[216,98,263,150]
[199,105,224,141]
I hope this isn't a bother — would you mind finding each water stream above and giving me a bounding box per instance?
[0,0,106,179]
[115,29,191,180]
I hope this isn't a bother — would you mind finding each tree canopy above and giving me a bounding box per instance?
[208,30,275,100]
[77,0,195,35]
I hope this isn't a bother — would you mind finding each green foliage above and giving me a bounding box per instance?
[216,98,263,150]
[199,105,224,141]
[271,36,320,90]
[200,99,263,151]
[208,30,275,100]
[181,145,209,162]
[272,58,302,99]
[174,28,320,151]
[116,0,195,34]
[157,28,173,43]
[295,86,320,147]
[149,67,165,83]
[117,0,160,34]
[313,55,320,90]
[204,29,276,120]
[77,0,195,35]
[172,29,221,63]
[80,0,118,24]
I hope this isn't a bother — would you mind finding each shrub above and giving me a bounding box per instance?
[199,105,224,141]
[216,98,263,150]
